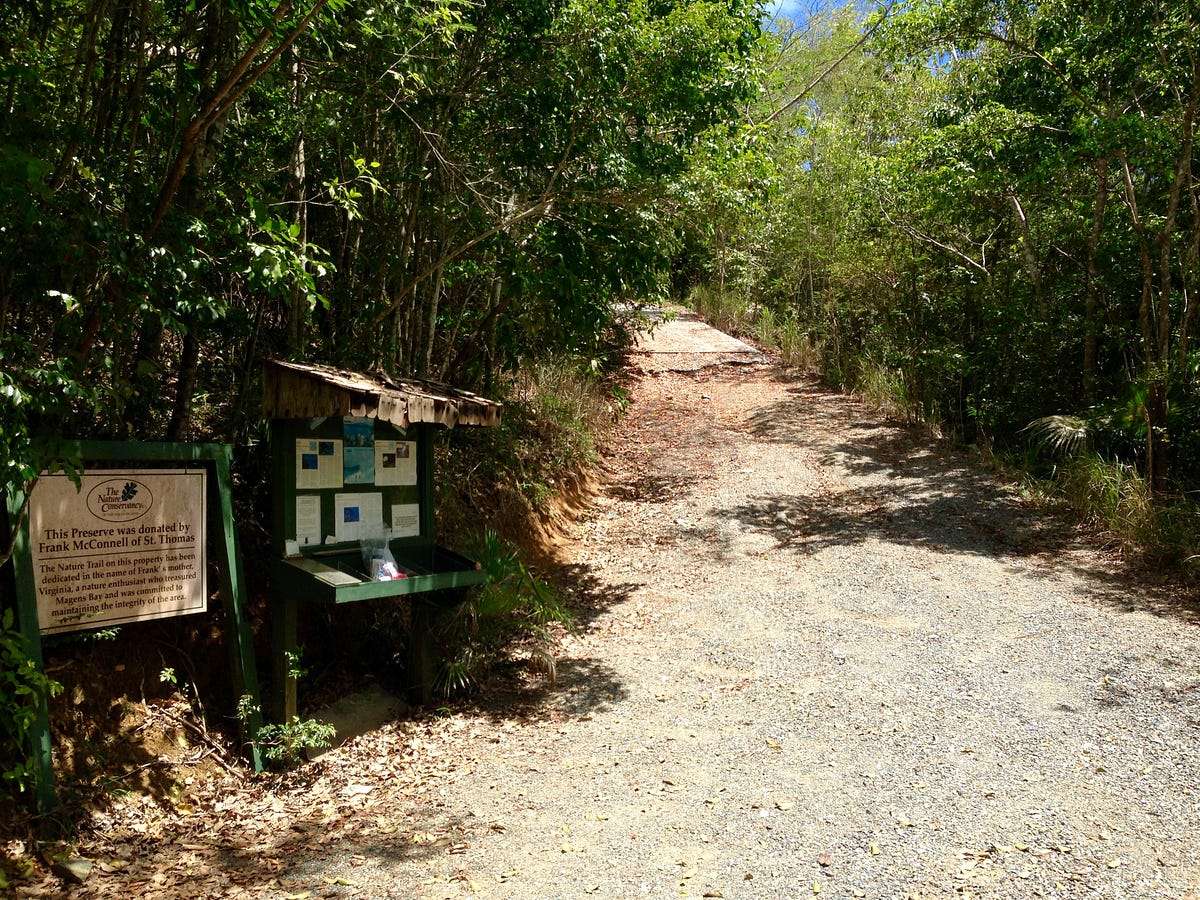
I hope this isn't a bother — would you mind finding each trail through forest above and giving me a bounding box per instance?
[31,313,1200,900]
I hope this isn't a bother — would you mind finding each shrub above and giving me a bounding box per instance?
[687,284,753,336]
[0,609,62,798]
[434,529,573,696]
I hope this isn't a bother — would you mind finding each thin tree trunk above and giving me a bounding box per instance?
[1179,177,1198,365]
[436,280,476,382]
[1083,158,1109,404]
[422,263,443,379]
[286,53,308,356]
[144,0,332,240]
[167,324,200,441]
[1009,193,1045,322]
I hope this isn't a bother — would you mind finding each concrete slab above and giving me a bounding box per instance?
[631,310,765,373]
[306,683,409,759]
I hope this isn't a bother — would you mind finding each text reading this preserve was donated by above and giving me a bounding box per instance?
[36,522,200,621]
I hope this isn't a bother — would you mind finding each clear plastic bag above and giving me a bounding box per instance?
[360,523,403,581]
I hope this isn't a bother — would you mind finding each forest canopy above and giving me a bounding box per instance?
[682,0,1199,507]
[0,0,761,509]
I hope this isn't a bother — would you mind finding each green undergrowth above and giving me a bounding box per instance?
[431,357,624,693]
[1019,455,1200,582]
[438,358,623,547]
[432,528,574,697]
[1,609,63,797]
[687,284,755,337]
[686,288,826,374]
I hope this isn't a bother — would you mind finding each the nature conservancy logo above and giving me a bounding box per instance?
[87,479,154,522]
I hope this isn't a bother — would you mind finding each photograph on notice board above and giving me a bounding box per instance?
[374,440,417,486]
[343,417,376,484]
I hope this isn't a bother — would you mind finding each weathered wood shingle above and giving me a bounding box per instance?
[262,359,502,428]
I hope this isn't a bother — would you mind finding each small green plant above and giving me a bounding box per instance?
[159,666,177,686]
[236,694,260,723]
[253,717,337,767]
[754,306,778,350]
[285,647,310,681]
[1024,414,1093,458]
[434,529,573,696]
[238,693,334,767]
[1,609,63,796]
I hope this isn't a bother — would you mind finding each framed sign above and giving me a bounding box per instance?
[7,441,264,814]
[29,469,207,634]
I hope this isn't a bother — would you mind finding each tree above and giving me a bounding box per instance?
[0,0,764,529]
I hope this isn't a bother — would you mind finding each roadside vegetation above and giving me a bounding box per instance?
[681,0,1200,580]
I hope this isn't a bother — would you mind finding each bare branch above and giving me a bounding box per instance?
[878,201,990,276]
[761,0,895,126]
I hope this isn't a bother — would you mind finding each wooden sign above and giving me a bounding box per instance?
[8,442,265,815]
[28,469,207,632]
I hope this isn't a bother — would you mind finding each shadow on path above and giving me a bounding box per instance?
[719,381,1200,625]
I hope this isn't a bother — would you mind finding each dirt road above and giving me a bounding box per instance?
[302,313,1200,899]
[44,313,1200,899]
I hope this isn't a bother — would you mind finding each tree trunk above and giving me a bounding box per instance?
[1083,158,1109,405]
[164,0,237,438]
[422,263,443,379]
[1009,193,1045,323]
[167,323,200,441]
[286,53,308,356]
[1145,380,1169,495]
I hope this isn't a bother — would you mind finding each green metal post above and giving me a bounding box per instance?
[6,486,58,816]
[211,447,264,771]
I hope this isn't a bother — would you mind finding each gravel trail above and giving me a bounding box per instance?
[306,315,1200,899]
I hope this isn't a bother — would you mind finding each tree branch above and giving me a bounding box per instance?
[762,0,895,126]
[364,198,555,334]
[878,201,990,276]
[144,0,332,240]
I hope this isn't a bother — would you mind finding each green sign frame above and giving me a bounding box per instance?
[5,441,264,815]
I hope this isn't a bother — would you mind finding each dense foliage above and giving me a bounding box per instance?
[682,0,1199,515]
[0,0,761,517]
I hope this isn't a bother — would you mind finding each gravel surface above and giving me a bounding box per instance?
[293,315,1200,899]
[43,315,1200,899]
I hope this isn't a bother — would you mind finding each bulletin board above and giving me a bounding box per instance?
[271,416,435,558]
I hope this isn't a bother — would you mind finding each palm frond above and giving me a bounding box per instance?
[1024,414,1092,457]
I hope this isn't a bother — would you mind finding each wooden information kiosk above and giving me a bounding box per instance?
[262,360,502,718]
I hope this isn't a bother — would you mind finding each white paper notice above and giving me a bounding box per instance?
[333,492,384,542]
[390,503,421,538]
[296,439,343,489]
[295,495,322,547]
[374,440,417,486]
